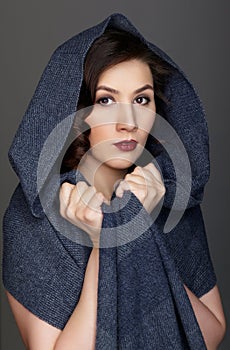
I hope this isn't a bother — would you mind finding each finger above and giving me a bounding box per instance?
[74,191,106,233]
[143,163,163,183]
[59,182,75,214]
[75,181,91,199]
[68,181,95,207]
[120,180,147,203]
[65,183,97,222]
[122,179,146,190]
[125,172,147,185]
[131,166,153,182]
[85,192,106,218]
[115,180,131,197]
[103,197,111,205]
[73,182,97,208]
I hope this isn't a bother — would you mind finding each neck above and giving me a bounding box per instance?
[77,153,128,202]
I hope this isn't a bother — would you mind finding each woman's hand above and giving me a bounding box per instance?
[115,163,166,214]
[59,181,107,247]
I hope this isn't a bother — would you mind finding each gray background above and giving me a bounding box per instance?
[1,1,229,349]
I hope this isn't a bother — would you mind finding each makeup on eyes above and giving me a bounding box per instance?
[95,84,154,105]
[95,94,152,106]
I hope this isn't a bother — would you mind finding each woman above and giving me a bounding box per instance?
[3,14,226,349]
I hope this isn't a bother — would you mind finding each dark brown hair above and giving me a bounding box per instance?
[61,28,173,173]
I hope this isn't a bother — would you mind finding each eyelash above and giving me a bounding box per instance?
[95,95,151,106]
[134,96,151,105]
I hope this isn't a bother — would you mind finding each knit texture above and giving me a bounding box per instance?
[2,13,217,349]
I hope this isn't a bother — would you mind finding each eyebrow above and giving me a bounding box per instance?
[95,84,154,94]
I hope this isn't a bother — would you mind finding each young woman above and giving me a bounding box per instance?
[3,14,226,350]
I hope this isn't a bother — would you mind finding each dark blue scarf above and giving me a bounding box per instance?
[3,13,216,349]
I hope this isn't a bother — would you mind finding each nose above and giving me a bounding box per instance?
[116,103,138,132]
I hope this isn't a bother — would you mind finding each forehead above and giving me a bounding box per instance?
[97,59,153,86]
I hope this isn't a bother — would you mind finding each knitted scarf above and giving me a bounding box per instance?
[3,13,217,349]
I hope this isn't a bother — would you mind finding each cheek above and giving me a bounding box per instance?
[138,131,150,145]
[136,111,156,134]
[88,126,111,146]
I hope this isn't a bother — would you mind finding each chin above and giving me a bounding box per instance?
[103,158,135,170]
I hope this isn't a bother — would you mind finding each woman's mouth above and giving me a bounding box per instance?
[113,139,137,152]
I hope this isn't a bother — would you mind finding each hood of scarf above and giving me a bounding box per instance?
[8,13,210,221]
[3,15,216,349]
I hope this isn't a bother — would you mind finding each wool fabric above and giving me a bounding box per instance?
[2,13,217,349]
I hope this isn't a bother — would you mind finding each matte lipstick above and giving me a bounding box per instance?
[113,139,137,151]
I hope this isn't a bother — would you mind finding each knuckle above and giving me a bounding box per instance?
[148,162,156,170]
[76,181,87,192]
[77,181,86,186]
[147,163,159,175]
[154,184,166,200]
[75,208,84,221]
[60,182,68,190]
[96,191,101,198]
[133,166,142,173]
[61,182,74,191]
[159,183,166,195]
[95,192,104,200]
[65,206,76,220]
[84,208,97,222]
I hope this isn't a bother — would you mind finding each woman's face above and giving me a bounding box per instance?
[84,59,156,170]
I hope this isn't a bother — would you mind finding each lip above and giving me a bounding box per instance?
[113,139,137,152]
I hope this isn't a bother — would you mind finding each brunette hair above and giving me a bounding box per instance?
[61,28,174,173]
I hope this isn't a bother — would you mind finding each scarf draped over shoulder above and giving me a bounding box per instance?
[3,13,216,349]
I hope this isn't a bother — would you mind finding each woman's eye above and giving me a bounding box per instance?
[96,97,114,105]
[134,96,150,105]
